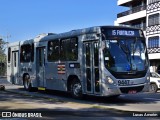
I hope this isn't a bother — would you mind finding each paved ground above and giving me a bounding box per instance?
[0,77,160,120]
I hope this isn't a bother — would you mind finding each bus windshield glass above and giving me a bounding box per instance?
[101,27,149,73]
[103,38,148,72]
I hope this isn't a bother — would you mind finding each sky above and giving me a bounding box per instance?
[0,0,127,43]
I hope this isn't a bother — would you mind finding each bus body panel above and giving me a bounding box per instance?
[7,26,150,97]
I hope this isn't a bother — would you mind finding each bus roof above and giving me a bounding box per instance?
[8,26,143,46]
[40,26,100,42]
[39,26,142,42]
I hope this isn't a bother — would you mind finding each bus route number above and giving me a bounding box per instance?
[118,80,130,86]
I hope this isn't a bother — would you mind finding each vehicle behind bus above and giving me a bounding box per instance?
[7,26,150,99]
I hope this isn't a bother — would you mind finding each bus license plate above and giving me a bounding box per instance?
[118,80,130,86]
[128,90,137,94]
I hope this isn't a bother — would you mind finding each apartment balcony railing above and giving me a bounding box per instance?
[119,23,146,30]
[117,5,146,18]
[147,47,160,54]
[146,24,160,35]
[132,24,146,30]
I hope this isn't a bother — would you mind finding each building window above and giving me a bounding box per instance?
[20,44,34,62]
[148,0,160,4]
[48,39,60,61]
[8,47,11,63]
[148,13,160,26]
[148,36,159,48]
[60,37,78,61]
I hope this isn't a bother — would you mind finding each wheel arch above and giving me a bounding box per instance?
[67,75,80,92]
[23,73,30,85]
[150,82,157,86]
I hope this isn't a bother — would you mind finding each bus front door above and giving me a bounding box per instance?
[83,42,100,94]
[37,47,46,88]
[12,51,19,84]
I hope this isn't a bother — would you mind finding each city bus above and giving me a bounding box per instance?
[7,26,150,99]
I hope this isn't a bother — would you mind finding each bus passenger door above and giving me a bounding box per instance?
[37,47,46,88]
[83,42,100,94]
[12,51,19,84]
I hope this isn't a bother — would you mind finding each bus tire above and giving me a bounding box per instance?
[23,74,33,92]
[71,79,83,99]
[149,83,158,93]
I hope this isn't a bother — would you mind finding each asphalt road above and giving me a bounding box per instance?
[0,78,160,120]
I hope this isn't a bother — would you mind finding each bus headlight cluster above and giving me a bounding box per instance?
[106,76,114,84]
[147,76,150,81]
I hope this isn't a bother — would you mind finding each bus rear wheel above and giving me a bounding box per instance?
[71,79,83,99]
[23,75,33,92]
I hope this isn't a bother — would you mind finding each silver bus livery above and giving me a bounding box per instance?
[7,26,150,99]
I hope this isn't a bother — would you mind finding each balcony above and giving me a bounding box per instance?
[148,48,160,59]
[147,1,160,13]
[119,23,146,30]
[117,5,146,18]
[118,0,133,6]
[146,24,160,36]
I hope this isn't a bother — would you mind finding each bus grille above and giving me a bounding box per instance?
[111,72,146,79]
[120,85,144,94]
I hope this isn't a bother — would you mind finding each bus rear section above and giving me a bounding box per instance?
[7,41,21,85]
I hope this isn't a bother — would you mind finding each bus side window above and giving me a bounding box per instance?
[70,38,78,60]
[47,40,60,61]
[31,43,34,62]
[39,49,42,66]
[20,44,33,63]
[60,37,78,61]
[8,47,11,63]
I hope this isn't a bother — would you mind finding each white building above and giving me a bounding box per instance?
[115,0,160,73]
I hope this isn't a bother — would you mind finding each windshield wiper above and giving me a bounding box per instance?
[118,41,137,72]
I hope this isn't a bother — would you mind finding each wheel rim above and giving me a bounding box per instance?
[73,83,82,97]
[150,84,156,92]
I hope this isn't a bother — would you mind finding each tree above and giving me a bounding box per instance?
[0,38,6,55]
[0,38,7,76]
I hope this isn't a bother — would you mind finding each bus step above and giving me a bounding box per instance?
[38,87,46,91]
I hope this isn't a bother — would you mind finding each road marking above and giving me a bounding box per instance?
[144,98,160,101]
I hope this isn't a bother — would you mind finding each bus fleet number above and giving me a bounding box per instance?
[118,80,130,86]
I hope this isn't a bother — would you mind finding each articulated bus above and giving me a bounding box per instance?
[7,26,150,98]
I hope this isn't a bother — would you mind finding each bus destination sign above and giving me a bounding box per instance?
[112,30,135,36]
[103,28,143,38]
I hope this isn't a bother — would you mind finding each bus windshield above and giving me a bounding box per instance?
[103,38,149,73]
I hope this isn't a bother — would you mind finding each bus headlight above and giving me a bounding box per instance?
[147,76,150,81]
[106,76,114,84]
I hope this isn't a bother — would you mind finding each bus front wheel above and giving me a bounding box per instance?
[149,83,158,93]
[71,79,83,99]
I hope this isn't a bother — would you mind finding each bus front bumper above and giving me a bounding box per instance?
[101,83,150,96]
